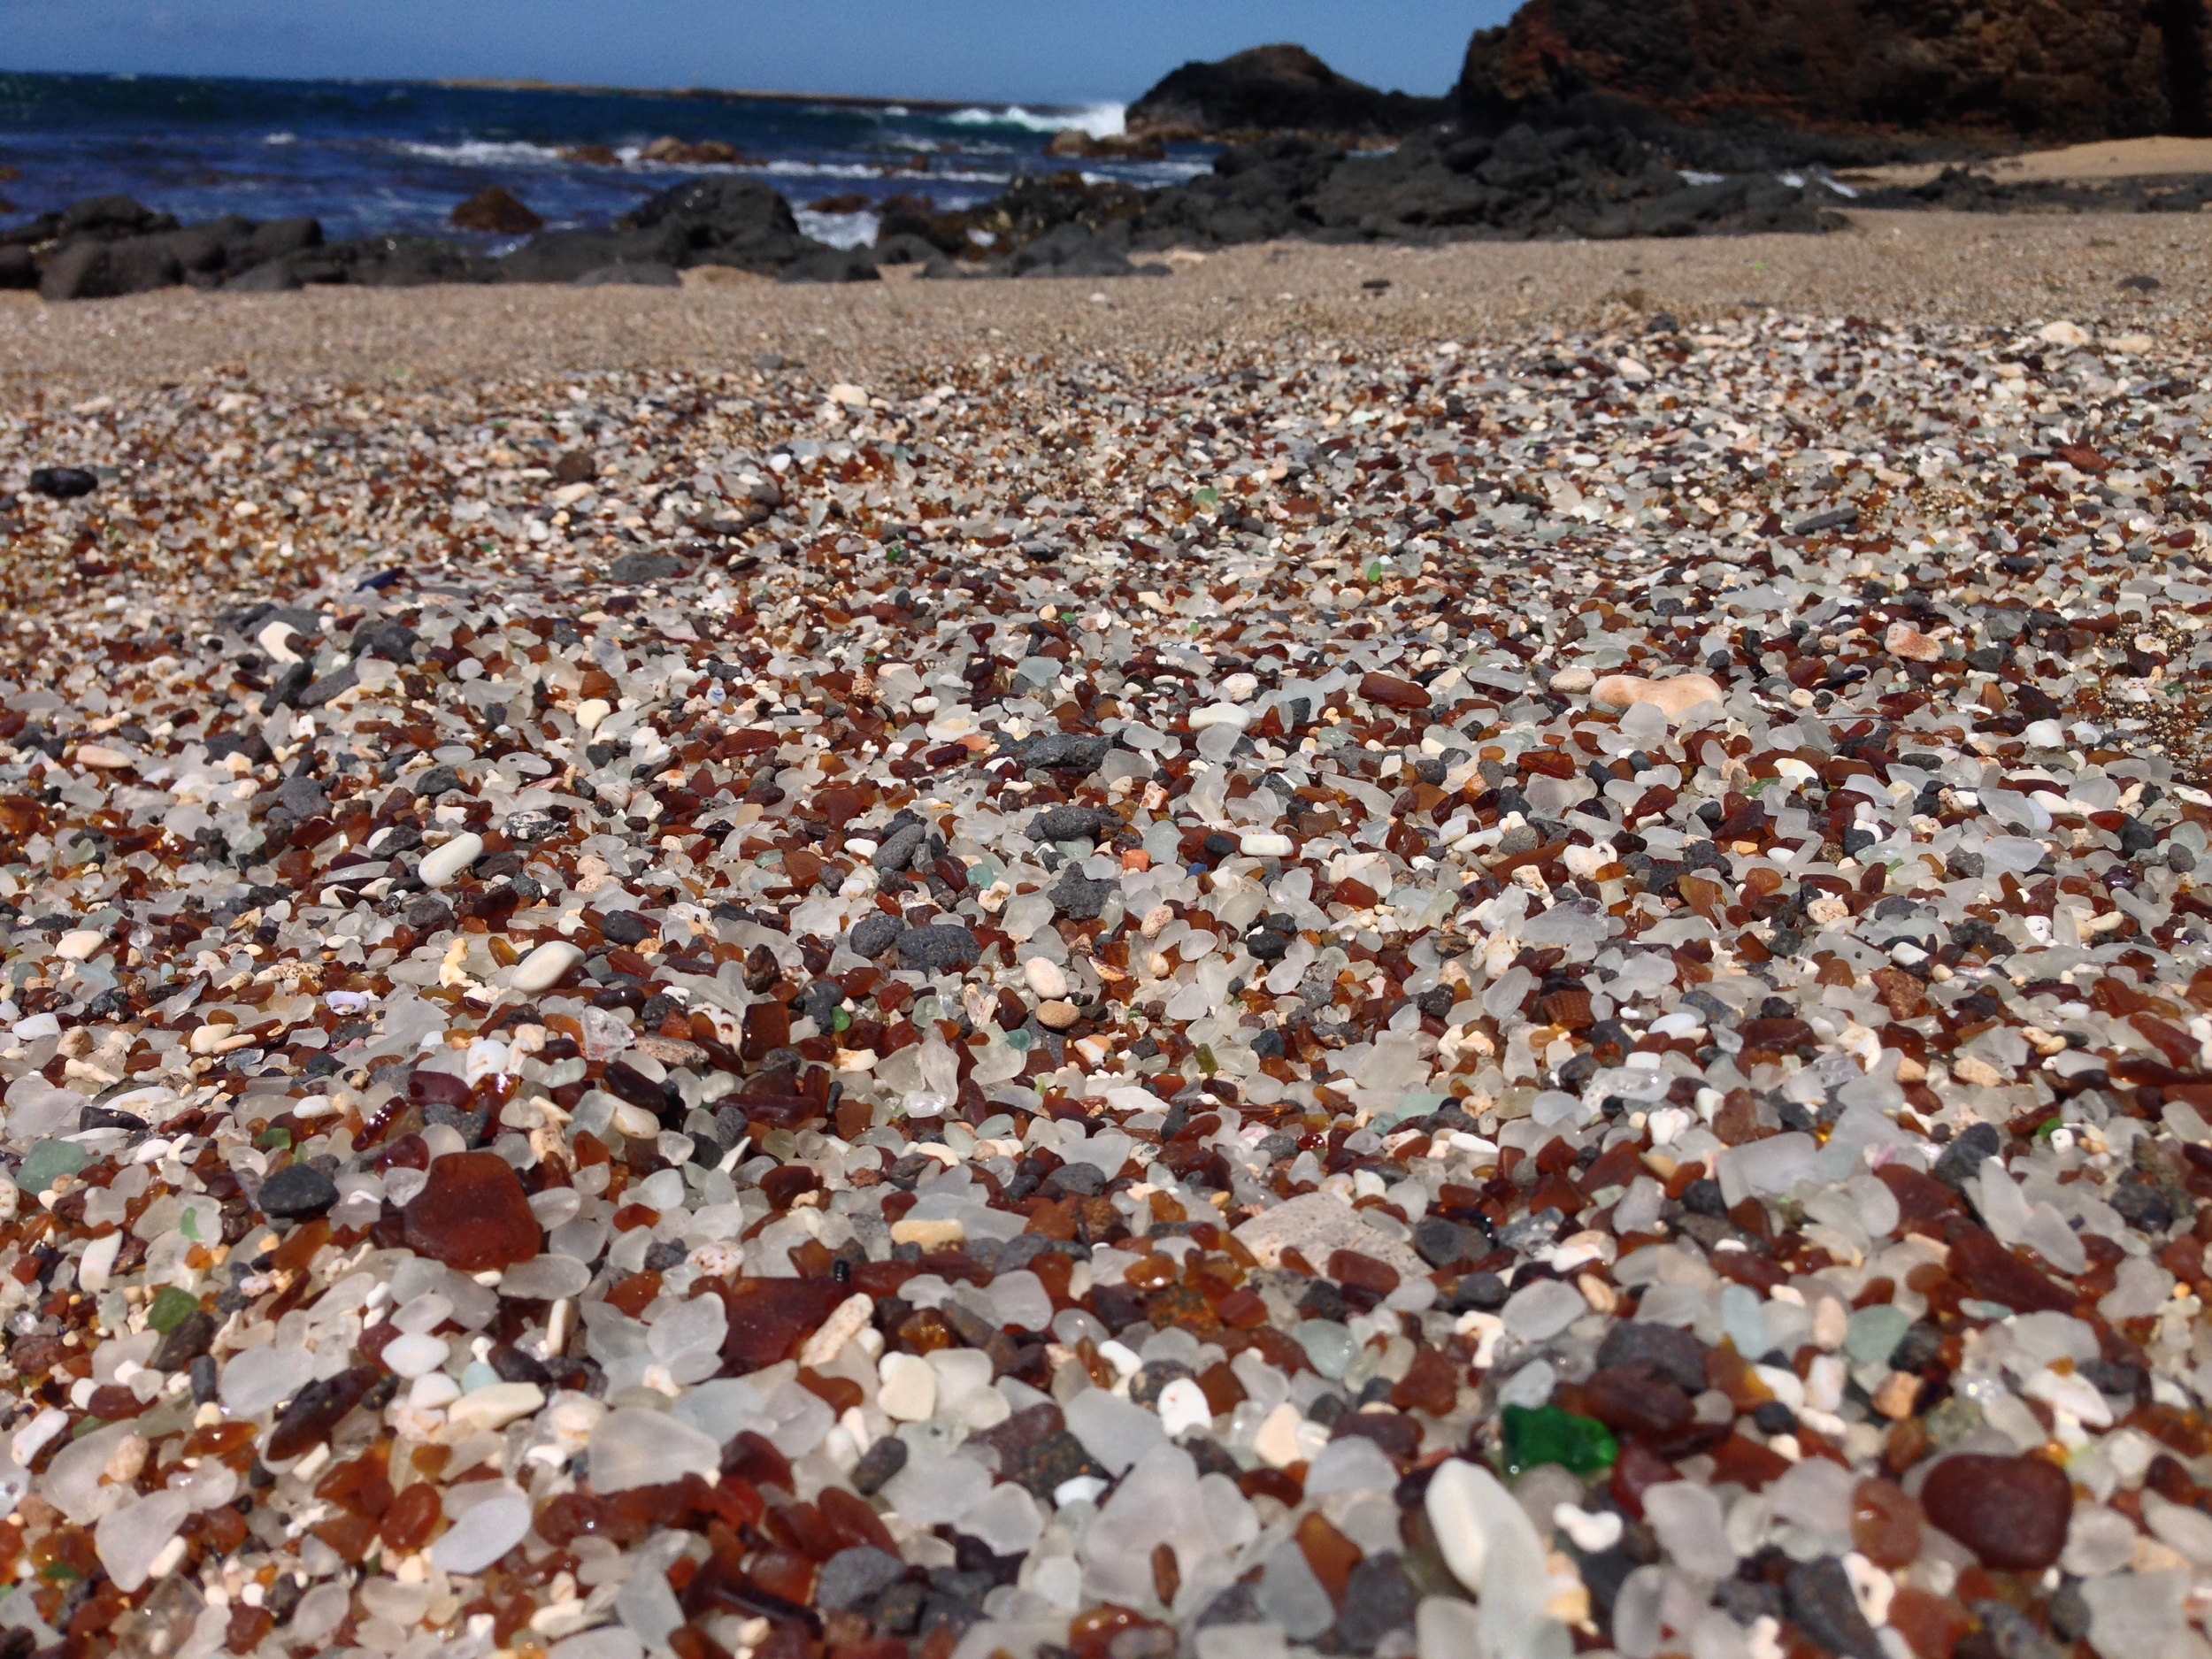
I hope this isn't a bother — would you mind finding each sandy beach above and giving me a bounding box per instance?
[2,210,2208,397]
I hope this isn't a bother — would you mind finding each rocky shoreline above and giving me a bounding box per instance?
[0,124,1859,303]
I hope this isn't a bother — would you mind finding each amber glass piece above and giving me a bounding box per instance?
[606,1272,663,1317]
[380,1483,444,1552]
[1850,1477,1924,1568]
[797,1370,864,1416]
[225,1604,274,1654]
[402,1150,541,1271]
[1887,1587,1968,1659]
[184,1422,257,1458]
[725,1430,794,1492]
[270,1218,331,1273]
[32,1527,97,1585]
[1294,1511,1360,1604]
[710,1278,851,1371]
[1196,1362,1248,1417]
[1326,1248,1399,1298]
[317,1451,394,1519]
[1151,1542,1180,1605]
[1215,1287,1269,1329]
[814,1487,893,1556]
[311,1509,380,1563]
[1918,1455,2072,1571]
[1391,1347,1461,1417]
[1030,1250,1073,1306]
[1068,1605,1165,1659]
[1124,1254,1177,1291]
[895,1309,956,1353]
[746,1548,817,1606]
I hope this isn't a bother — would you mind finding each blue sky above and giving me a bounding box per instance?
[0,1,1512,104]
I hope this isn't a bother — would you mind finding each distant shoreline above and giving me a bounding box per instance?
[433,79,1087,116]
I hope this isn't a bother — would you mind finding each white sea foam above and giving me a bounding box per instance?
[263,131,296,147]
[945,102,1125,139]
[394,138,572,168]
[795,208,881,250]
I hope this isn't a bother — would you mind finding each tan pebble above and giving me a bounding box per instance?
[1548,665,1595,694]
[1952,1056,2007,1087]
[890,1216,964,1249]
[446,1382,545,1433]
[1036,999,1080,1030]
[1871,1371,1922,1419]
[1884,622,1943,663]
[74,745,133,770]
[1024,957,1071,998]
[1253,1402,1306,1468]
[1589,672,1724,724]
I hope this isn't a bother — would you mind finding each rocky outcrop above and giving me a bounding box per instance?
[450,187,542,234]
[887,126,1839,271]
[12,205,323,301]
[1127,44,1448,138]
[1456,0,2212,152]
[12,174,850,298]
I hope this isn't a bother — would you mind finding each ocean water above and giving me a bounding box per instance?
[0,72,1213,250]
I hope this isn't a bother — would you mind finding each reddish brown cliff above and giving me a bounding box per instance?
[1457,0,2211,146]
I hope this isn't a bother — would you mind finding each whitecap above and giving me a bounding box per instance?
[944,102,1126,139]
[390,138,571,168]
[795,208,881,250]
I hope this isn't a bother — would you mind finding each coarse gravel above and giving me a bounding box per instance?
[0,216,2208,1659]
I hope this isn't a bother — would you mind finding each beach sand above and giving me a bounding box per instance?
[1,208,2207,399]
[1842,133,2212,188]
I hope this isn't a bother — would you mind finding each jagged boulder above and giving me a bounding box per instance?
[1455,0,2212,151]
[1128,44,1448,138]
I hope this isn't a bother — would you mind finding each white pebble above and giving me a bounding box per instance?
[511,939,583,993]
[1155,1377,1214,1437]
[381,1332,451,1379]
[877,1352,938,1420]
[419,831,484,888]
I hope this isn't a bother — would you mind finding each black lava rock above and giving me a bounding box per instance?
[897,923,982,971]
[1786,1556,1883,1659]
[849,912,906,959]
[849,1435,909,1495]
[29,467,99,500]
[1934,1121,2002,1190]
[1594,1321,1709,1394]
[257,1162,339,1218]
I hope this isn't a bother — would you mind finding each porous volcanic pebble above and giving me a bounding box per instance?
[254,1160,338,1217]
[1918,1455,2074,1571]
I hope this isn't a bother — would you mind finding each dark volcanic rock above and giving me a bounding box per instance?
[1129,44,1448,139]
[1455,0,2212,157]
[450,186,543,234]
[573,262,683,287]
[615,175,827,273]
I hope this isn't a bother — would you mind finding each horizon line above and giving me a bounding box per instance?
[0,64,1120,115]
